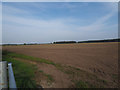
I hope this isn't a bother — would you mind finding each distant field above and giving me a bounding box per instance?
[2,42,118,88]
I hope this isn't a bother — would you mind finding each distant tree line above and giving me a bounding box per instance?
[53,41,76,44]
[78,39,120,43]
[2,38,120,46]
[2,43,23,46]
[53,39,120,44]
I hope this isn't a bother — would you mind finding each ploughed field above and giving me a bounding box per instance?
[3,42,118,88]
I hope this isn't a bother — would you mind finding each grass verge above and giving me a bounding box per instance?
[2,51,37,88]
[2,50,109,88]
[3,50,55,65]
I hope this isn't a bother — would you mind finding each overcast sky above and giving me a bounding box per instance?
[2,2,118,44]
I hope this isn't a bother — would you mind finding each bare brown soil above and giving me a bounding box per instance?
[13,58,73,88]
[3,42,118,88]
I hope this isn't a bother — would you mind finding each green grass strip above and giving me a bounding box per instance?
[3,50,55,65]
[2,55,37,88]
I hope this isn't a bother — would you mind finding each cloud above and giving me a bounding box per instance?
[2,5,29,15]
[3,15,69,30]
[3,10,115,33]
[76,2,118,32]
[2,2,118,43]
[3,12,117,43]
[76,11,117,32]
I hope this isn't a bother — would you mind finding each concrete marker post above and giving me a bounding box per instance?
[0,61,8,89]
